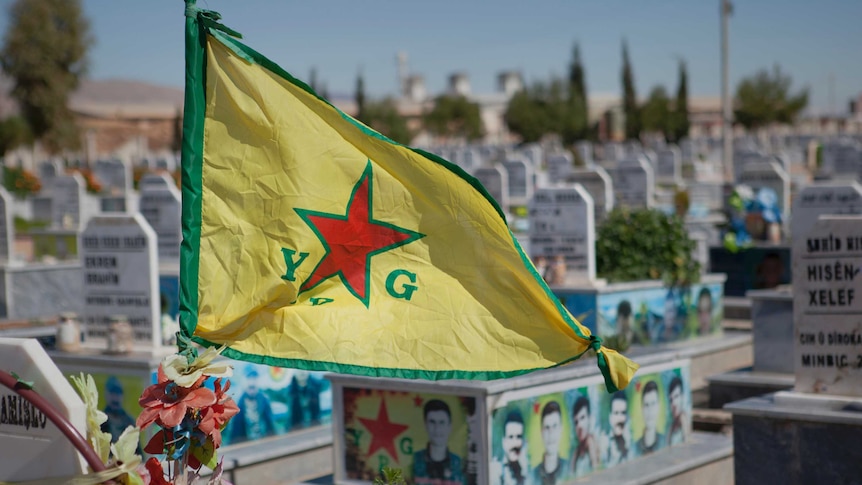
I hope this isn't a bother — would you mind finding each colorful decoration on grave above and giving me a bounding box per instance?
[723,184,784,252]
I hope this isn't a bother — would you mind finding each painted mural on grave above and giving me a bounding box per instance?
[32,232,78,260]
[557,281,724,344]
[490,364,691,483]
[159,274,180,346]
[221,363,332,446]
[709,246,791,297]
[64,372,146,447]
[343,388,478,485]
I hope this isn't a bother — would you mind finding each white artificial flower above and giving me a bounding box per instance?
[162,346,233,388]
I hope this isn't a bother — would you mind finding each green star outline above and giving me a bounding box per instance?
[294,160,425,308]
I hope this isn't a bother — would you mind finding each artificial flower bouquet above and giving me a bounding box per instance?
[71,345,238,485]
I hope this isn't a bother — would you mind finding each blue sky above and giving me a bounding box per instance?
[2,0,860,114]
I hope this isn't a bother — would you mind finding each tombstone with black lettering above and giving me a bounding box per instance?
[546,152,574,182]
[473,165,509,210]
[566,166,613,223]
[81,214,160,348]
[791,182,862,244]
[0,338,87,482]
[793,215,862,396]
[138,172,182,262]
[528,185,595,282]
[51,173,86,230]
[502,156,534,207]
[614,155,655,209]
[655,146,682,186]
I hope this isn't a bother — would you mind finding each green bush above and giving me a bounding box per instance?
[373,467,406,485]
[596,208,700,286]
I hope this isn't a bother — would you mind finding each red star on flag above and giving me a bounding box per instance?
[358,398,410,461]
[296,162,424,307]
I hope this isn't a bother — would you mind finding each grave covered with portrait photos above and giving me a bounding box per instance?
[328,357,701,484]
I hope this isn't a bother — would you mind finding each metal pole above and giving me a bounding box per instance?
[721,0,733,181]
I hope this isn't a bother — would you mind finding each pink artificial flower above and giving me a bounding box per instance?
[137,365,217,429]
[197,379,240,448]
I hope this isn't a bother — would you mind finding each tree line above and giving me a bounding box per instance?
[0,0,811,156]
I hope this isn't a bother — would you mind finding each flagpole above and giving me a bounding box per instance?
[179,0,207,352]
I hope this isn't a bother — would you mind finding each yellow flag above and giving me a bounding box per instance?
[180,8,637,391]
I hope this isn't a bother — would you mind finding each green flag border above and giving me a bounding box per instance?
[180,7,617,388]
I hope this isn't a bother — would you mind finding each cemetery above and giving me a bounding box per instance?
[0,130,861,484]
[0,1,860,483]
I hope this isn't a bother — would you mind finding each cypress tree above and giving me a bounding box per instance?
[621,40,640,140]
[568,42,589,141]
[355,70,366,122]
[671,60,690,142]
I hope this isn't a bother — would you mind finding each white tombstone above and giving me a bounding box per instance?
[688,181,725,214]
[81,214,160,348]
[37,160,63,189]
[138,173,182,262]
[0,338,87,481]
[680,138,694,163]
[603,142,625,163]
[478,145,498,164]
[566,166,614,223]
[93,159,132,195]
[473,165,509,210]
[793,215,862,396]
[641,148,657,167]
[791,182,862,243]
[655,146,682,185]
[0,187,12,262]
[51,173,86,230]
[528,185,595,281]
[624,140,643,158]
[546,152,573,181]
[518,143,544,170]
[575,141,593,166]
[769,153,790,172]
[154,156,177,172]
[501,157,534,206]
[733,148,768,181]
[738,161,791,218]
[613,155,655,209]
[454,147,482,175]
[821,139,861,178]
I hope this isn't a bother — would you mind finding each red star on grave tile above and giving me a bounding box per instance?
[413,396,424,408]
[358,398,409,461]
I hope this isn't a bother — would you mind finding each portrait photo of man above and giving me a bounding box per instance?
[413,399,464,485]
[615,300,634,344]
[635,381,665,455]
[286,370,324,430]
[667,376,687,446]
[101,376,135,443]
[229,366,276,443]
[531,400,568,484]
[696,287,714,335]
[599,391,631,467]
[490,409,527,485]
[570,395,599,476]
